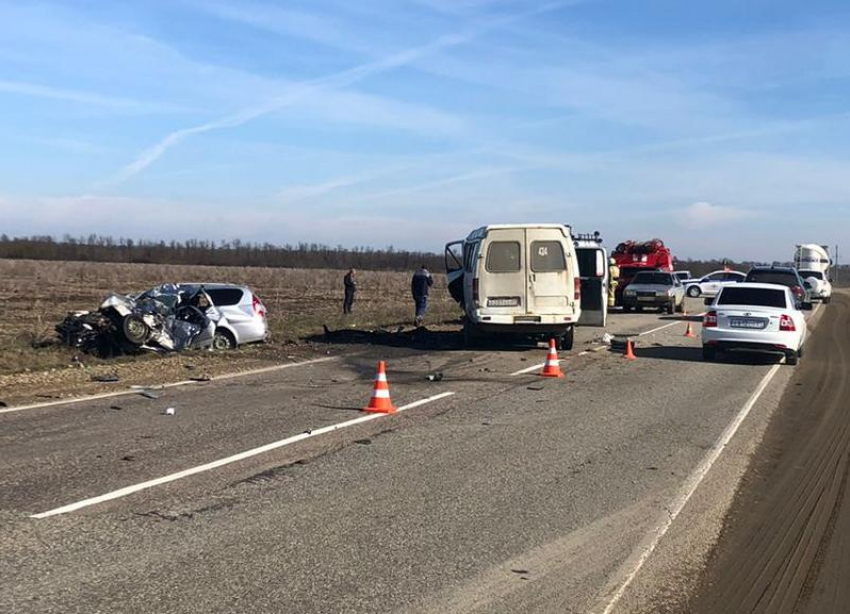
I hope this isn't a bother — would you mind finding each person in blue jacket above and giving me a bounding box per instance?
[411,264,434,327]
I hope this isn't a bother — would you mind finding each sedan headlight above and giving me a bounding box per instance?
[625,289,636,296]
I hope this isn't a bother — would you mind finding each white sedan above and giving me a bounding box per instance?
[685,270,747,298]
[702,283,807,365]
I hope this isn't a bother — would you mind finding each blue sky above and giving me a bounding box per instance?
[1,0,849,261]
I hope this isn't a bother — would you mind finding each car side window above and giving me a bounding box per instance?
[206,288,244,306]
[707,272,725,281]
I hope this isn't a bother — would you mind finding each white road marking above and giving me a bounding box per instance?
[30,391,455,519]
[592,363,783,614]
[0,356,337,415]
[511,363,548,376]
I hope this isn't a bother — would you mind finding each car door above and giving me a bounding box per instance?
[445,241,465,304]
[479,229,526,316]
[527,229,572,316]
[701,272,726,296]
[576,246,607,326]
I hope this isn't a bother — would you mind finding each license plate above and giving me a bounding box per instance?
[638,297,656,302]
[730,318,767,330]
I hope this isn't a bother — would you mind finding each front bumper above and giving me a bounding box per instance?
[622,295,673,308]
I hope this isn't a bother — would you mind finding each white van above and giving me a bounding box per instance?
[446,224,582,350]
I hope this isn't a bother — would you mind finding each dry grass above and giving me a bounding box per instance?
[0,259,460,376]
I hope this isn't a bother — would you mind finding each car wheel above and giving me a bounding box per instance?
[212,328,236,351]
[797,345,804,359]
[803,302,814,311]
[558,327,575,352]
[687,286,702,298]
[702,346,717,362]
[665,302,675,315]
[786,350,799,366]
[623,304,632,313]
[635,305,643,313]
[122,314,150,346]
[823,297,831,305]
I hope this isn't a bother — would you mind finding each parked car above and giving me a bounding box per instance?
[798,270,833,304]
[743,266,812,310]
[673,270,692,283]
[141,283,268,349]
[621,270,685,314]
[685,270,746,298]
[702,283,808,365]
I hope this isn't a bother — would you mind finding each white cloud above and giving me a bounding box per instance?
[679,202,753,228]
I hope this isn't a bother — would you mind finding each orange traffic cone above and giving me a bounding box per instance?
[364,361,397,414]
[684,322,696,338]
[624,338,637,360]
[539,338,565,378]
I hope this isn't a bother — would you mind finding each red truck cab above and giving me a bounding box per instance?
[612,239,675,306]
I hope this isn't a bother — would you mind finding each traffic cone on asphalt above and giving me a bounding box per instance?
[624,338,637,361]
[364,361,397,414]
[539,338,565,378]
[685,322,696,338]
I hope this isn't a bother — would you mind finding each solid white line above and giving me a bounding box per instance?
[30,391,455,519]
[0,356,337,415]
[593,362,782,614]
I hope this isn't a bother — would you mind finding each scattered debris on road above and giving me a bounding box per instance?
[163,407,176,416]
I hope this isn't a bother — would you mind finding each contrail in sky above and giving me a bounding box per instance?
[106,1,571,186]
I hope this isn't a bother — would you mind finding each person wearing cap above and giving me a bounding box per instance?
[411,264,434,327]
[608,257,620,308]
[343,268,357,314]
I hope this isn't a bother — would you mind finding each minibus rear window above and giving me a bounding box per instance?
[486,242,521,272]
[531,241,566,272]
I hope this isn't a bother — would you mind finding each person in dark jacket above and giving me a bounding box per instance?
[411,264,434,326]
[343,268,357,314]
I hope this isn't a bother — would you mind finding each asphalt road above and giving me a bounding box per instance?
[687,292,850,614]
[0,298,831,613]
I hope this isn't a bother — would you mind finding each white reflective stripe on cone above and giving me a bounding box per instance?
[376,373,388,382]
[372,389,391,399]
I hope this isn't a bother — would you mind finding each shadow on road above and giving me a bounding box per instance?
[637,345,783,366]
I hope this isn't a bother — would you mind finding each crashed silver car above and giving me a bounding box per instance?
[56,286,222,357]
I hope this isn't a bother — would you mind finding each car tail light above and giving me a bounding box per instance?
[704,311,718,328]
[791,285,804,298]
[780,314,796,331]
[252,294,266,318]
[472,278,480,305]
[574,277,581,301]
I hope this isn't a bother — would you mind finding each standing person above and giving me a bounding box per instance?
[608,257,620,308]
[411,264,434,327]
[343,268,357,315]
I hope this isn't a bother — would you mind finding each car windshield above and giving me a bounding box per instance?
[675,272,690,280]
[746,271,797,287]
[718,287,787,308]
[632,272,672,285]
[800,271,824,280]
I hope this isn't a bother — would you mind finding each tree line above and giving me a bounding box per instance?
[0,234,444,271]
